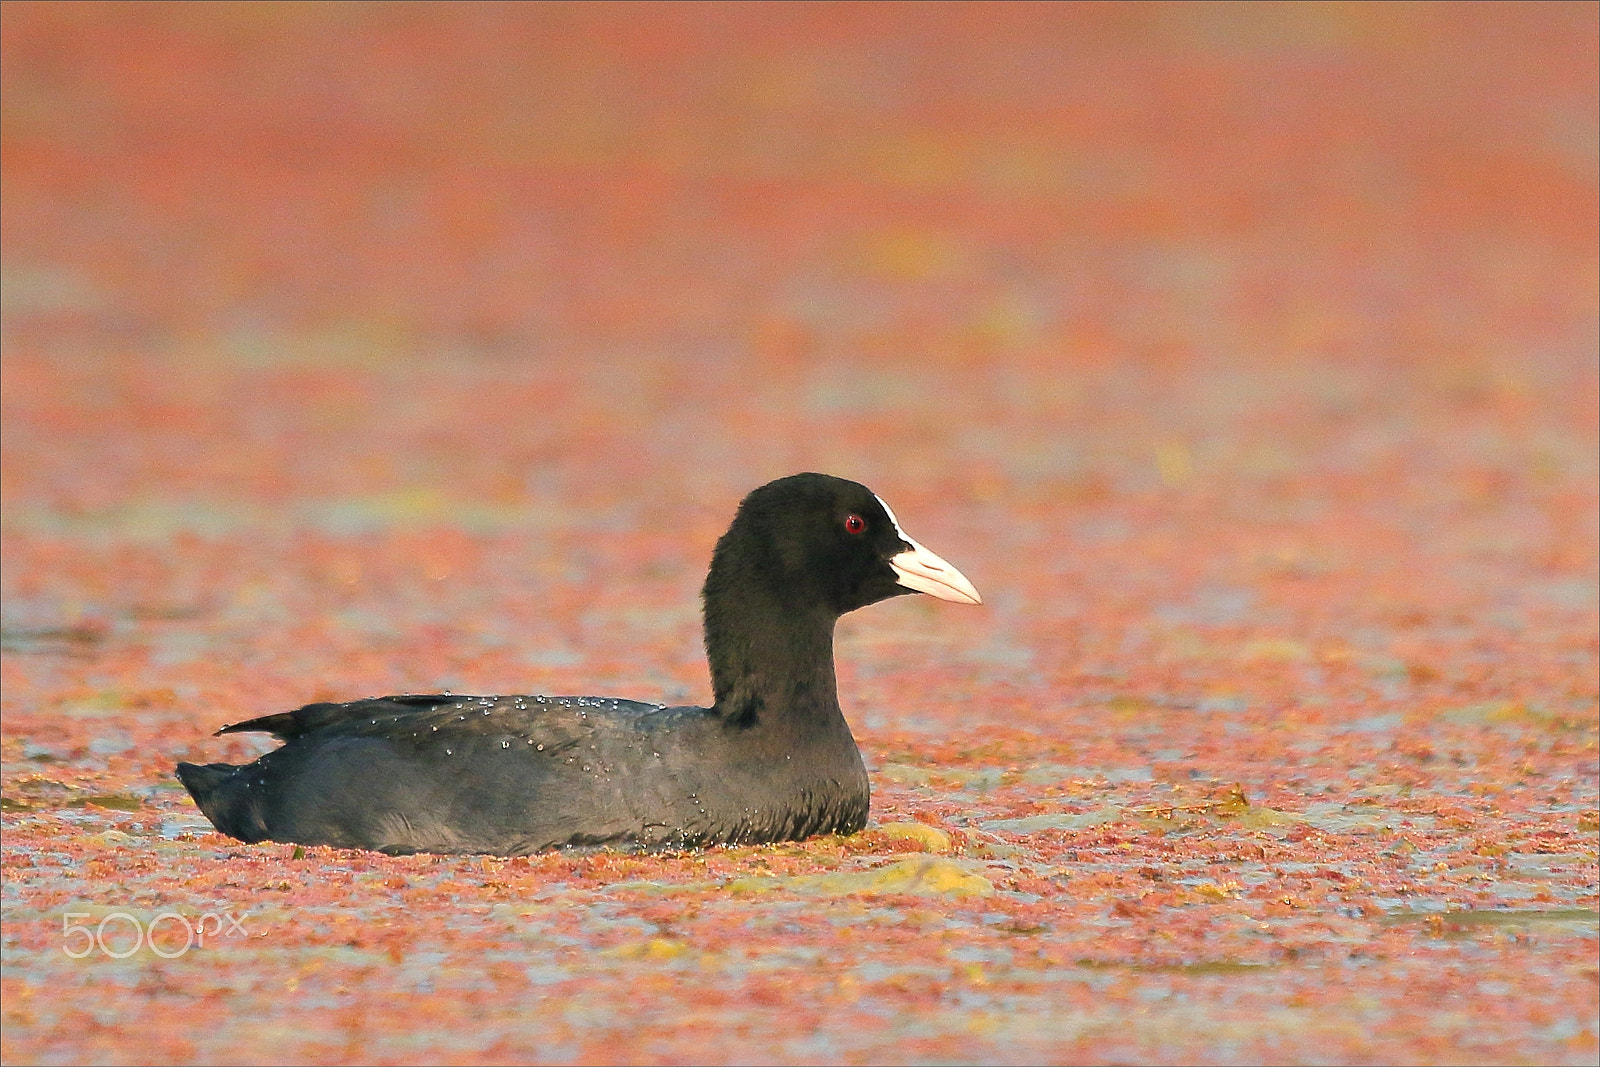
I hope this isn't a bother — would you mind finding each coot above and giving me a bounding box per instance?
[176,473,981,855]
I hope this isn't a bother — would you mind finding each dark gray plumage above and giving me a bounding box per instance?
[175,473,981,855]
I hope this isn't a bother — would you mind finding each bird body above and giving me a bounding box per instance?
[177,473,979,855]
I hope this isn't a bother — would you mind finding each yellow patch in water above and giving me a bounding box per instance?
[729,856,993,898]
[873,822,952,853]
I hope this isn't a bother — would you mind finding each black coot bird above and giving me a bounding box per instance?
[176,473,981,855]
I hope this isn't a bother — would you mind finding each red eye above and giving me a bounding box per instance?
[844,514,866,535]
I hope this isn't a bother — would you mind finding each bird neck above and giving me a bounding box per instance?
[702,583,842,727]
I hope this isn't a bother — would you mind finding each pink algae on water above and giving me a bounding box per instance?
[2,4,1596,1065]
